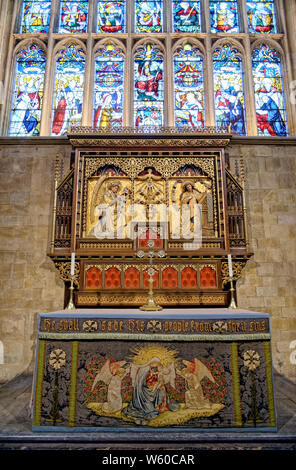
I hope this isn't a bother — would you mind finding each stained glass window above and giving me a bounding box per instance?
[97,1,125,33]
[135,1,163,33]
[252,44,287,136]
[9,44,46,136]
[51,44,85,135]
[173,1,201,33]
[94,44,124,128]
[134,44,164,126]
[246,1,277,34]
[213,44,246,135]
[210,1,240,33]
[174,44,204,129]
[20,1,51,33]
[58,1,88,33]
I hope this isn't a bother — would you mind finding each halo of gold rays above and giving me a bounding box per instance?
[128,344,180,367]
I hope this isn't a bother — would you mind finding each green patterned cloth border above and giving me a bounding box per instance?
[38,332,271,342]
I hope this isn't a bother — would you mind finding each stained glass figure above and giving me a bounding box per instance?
[135,1,163,33]
[213,44,246,135]
[9,44,46,136]
[93,44,124,128]
[173,1,201,33]
[20,1,51,33]
[246,1,277,34]
[134,44,164,126]
[210,1,239,33]
[97,1,125,33]
[51,44,85,135]
[174,44,204,129]
[252,44,287,136]
[58,1,88,33]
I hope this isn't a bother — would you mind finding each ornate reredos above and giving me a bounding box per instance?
[50,129,252,308]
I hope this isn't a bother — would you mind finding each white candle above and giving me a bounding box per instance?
[228,254,233,278]
[71,252,75,276]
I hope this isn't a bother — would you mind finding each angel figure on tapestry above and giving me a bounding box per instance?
[91,359,129,413]
[122,346,180,425]
[88,177,131,239]
[176,358,215,409]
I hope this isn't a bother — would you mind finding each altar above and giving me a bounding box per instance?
[33,129,276,433]
[32,308,277,433]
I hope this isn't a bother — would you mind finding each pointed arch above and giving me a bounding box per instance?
[8,42,47,136]
[251,42,288,136]
[133,41,165,127]
[51,41,86,135]
[93,42,125,128]
[173,41,205,130]
[212,43,246,135]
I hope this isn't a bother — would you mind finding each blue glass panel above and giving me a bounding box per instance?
[174,44,204,129]
[94,45,124,128]
[9,44,46,136]
[210,1,239,33]
[135,1,163,33]
[97,1,125,33]
[20,1,51,33]
[134,44,164,126]
[246,1,277,34]
[51,44,85,135]
[173,1,201,33]
[59,1,88,33]
[213,44,246,135]
[252,44,287,136]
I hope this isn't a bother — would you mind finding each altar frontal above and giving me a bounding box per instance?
[32,309,276,432]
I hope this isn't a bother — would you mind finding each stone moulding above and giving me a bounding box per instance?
[67,126,232,148]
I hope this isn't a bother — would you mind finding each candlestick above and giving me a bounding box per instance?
[71,252,75,276]
[137,240,165,311]
[66,275,75,310]
[228,254,233,278]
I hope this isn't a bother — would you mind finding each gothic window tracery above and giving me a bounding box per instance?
[213,43,246,135]
[252,42,288,136]
[51,42,86,135]
[173,42,205,129]
[134,43,164,126]
[3,0,292,136]
[93,43,125,128]
[9,43,46,136]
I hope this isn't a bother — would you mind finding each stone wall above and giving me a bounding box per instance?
[228,140,296,382]
[0,140,71,383]
[0,138,295,384]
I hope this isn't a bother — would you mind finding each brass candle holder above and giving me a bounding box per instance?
[137,240,165,311]
[228,276,237,309]
[66,275,75,310]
